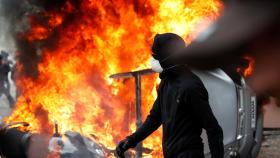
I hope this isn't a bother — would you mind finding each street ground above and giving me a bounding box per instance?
[258,130,280,158]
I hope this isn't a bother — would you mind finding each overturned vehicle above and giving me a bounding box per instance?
[193,69,263,158]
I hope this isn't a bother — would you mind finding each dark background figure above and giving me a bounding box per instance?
[116,33,224,158]
[0,50,13,67]
[0,53,14,108]
[166,0,280,102]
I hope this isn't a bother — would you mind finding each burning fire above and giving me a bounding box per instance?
[6,0,222,157]
[244,56,255,77]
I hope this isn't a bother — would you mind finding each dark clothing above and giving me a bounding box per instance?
[129,66,224,158]
[177,148,205,158]
[0,63,10,81]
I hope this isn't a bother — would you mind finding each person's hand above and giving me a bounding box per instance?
[116,137,136,158]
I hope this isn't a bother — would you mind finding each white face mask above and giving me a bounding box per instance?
[150,57,163,73]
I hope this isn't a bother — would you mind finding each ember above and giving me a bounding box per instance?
[5,0,222,157]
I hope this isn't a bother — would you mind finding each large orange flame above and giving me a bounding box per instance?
[6,0,222,157]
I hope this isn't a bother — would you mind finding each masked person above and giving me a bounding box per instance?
[0,54,14,108]
[116,33,224,158]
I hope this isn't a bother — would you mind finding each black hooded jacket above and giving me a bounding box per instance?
[129,66,224,158]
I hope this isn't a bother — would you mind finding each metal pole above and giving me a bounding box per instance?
[135,74,143,158]
[110,69,155,158]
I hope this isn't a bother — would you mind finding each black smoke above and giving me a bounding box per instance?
[0,0,82,78]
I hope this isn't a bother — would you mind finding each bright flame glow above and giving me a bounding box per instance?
[6,0,222,157]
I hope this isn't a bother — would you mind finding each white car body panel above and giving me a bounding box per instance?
[193,69,238,148]
[192,69,261,158]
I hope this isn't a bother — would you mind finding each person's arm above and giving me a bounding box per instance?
[128,97,162,144]
[116,98,162,157]
[188,81,224,158]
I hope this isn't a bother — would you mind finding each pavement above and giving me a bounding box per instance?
[258,130,280,158]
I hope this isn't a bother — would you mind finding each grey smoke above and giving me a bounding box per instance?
[0,1,16,57]
[0,0,44,78]
[0,0,39,57]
